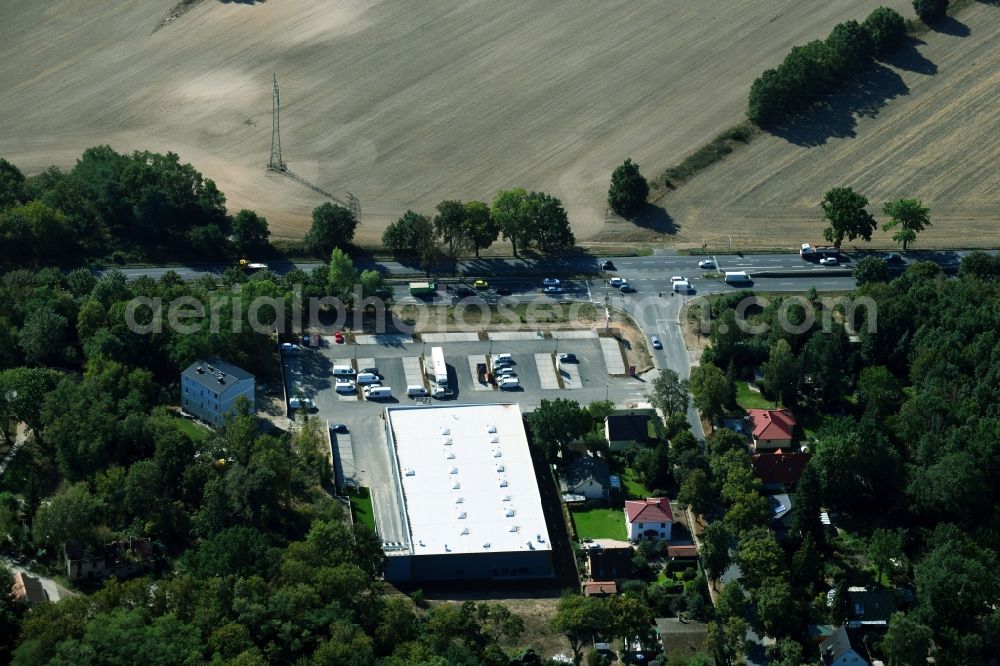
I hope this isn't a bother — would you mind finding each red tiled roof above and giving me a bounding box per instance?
[583,581,618,596]
[625,497,674,523]
[752,452,811,486]
[667,545,699,558]
[747,409,796,440]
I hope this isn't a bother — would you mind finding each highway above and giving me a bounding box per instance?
[111,247,977,437]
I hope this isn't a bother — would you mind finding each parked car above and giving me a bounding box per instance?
[884,253,903,264]
[473,279,489,290]
[289,397,314,409]
[698,259,715,269]
[543,278,561,287]
[431,387,455,399]
[496,286,511,295]
[280,342,299,354]
[608,277,625,287]
[333,331,345,344]
[335,378,356,392]
[356,372,381,385]
[651,336,662,350]
[359,367,379,376]
[558,352,577,363]
[543,286,563,294]
[602,260,616,270]
[820,257,839,266]
[496,367,517,378]
[330,424,349,433]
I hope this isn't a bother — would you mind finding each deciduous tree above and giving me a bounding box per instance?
[492,189,529,257]
[852,255,888,286]
[525,191,575,253]
[551,594,609,664]
[689,363,733,422]
[762,339,799,406]
[527,399,588,462]
[699,522,732,581]
[883,199,930,250]
[863,7,907,54]
[304,203,357,257]
[607,159,649,218]
[913,0,948,23]
[463,200,498,257]
[650,368,689,417]
[821,187,877,247]
[231,210,270,253]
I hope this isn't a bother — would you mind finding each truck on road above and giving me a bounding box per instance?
[799,244,839,261]
[409,282,437,296]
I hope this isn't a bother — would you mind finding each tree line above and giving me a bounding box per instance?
[819,186,932,249]
[746,6,908,126]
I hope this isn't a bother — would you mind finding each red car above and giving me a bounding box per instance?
[334,332,345,344]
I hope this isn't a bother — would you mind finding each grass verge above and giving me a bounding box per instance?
[347,487,376,532]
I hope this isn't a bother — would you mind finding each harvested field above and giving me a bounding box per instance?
[650,1,1000,251]
[0,0,911,244]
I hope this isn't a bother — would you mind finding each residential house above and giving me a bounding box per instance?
[768,493,795,532]
[604,410,654,451]
[64,537,156,582]
[587,541,634,581]
[624,497,673,541]
[820,626,870,666]
[559,457,612,500]
[181,358,255,428]
[582,581,618,597]
[747,408,796,451]
[751,450,811,490]
[10,572,47,607]
[655,617,713,663]
[846,587,896,629]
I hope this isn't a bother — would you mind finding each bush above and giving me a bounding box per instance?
[913,0,948,23]
[863,7,907,54]
[682,566,698,581]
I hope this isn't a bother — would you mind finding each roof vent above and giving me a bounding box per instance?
[505,508,515,517]
[460,527,469,535]
[509,524,518,532]
[441,427,450,435]
[499,478,508,487]
[490,435,499,443]
[501,495,511,502]
[452,481,460,489]
[455,496,464,504]
[444,544,450,552]
[493,450,502,458]
[496,464,505,472]
[443,438,453,446]
[536,534,545,543]
[404,468,415,476]
[196,366,204,374]
[218,376,226,384]
[483,542,491,549]
[449,466,458,475]
[457,511,467,519]
[528,541,535,550]
[446,451,456,459]
[487,425,496,433]
[418,540,425,547]
[206,365,215,373]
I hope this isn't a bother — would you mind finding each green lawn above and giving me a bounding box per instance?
[571,506,627,541]
[620,468,652,500]
[171,414,210,442]
[348,488,376,532]
[735,381,780,410]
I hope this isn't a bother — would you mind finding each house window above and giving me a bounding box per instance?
[638,523,643,529]
[660,523,665,527]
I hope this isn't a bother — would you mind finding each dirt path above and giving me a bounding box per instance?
[1,0,913,244]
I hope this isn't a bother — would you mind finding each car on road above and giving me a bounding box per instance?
[280,343,299,354]
[496,286,511,295]
[289,397,315,410]
[453,286,474,296]
[335,378,356,392]
[670,275,686,283]
[608,277,625,287]
[543,286,564,294]
[473,279,489,290]
[819,257,839,266]
[884,253,903,264]
[602,260,616,271]
[330,423,349,433]
[543,278,561,287]
[698,259,715,269]
[558,353,577,363]
[619,283,635,293]
[650,336,662,350]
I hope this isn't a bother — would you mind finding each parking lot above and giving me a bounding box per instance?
[280,331,650,543]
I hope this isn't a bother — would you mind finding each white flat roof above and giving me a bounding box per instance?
[386,403,552,557]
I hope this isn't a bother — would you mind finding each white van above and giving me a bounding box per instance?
[493,353,513,364]
[724,271,751,284]
[356,372,380,385]
[498,377,519,390]
[332,365,356,376]
[672,279,692,292]
[406,385,428,397]
[364,386,392,400]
